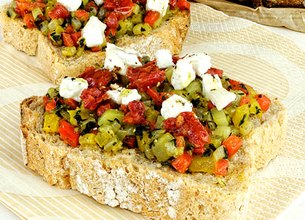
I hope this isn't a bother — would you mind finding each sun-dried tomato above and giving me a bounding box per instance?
[163,112,210,154]
[80,67,114,89]
[126,61,165,92]
[80,88,109,111]
[123,100,147,125]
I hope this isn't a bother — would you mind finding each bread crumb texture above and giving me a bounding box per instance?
[20,96,286,219]
[0,5,190,84]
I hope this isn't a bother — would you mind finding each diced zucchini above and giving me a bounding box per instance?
[165,66,173,83]
[152,133,176,162]
[32,7,43,20]
[239,120,253,136]
[116,19,134,37]
[71,18,82,31]
[145,108,159,124]
[43,113,60,133]
[213,125,231,140]
[98,109,124,126]
[67,110,78,126]
[50,32,62,46]
[155,115,165,129]
[39,21,49,36]
[132,4,140,14]
[185,79,202,98]
[153,16,162,29]
[212,146,227,161]
[80,118,96,134]
[133,23,152,36]
[130,14,143,24]
[211,108,228,126]
[95,127,122,152]
[136,131,151,152]
[82,0,89,6]
[210,136,222,148]
[46,87,59,98]
[6,7,19,19]
[48,19,62,32]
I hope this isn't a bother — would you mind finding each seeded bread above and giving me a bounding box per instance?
[233,0,305,8]
[0,4,190,84]
[20,96,286,219]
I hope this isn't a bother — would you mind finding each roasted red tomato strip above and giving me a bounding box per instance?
[163,112,210,154]
[126,61,165,92]
[58,120,80,147]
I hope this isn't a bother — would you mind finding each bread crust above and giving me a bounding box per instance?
[20,96,286,219]
[0,5,190,84]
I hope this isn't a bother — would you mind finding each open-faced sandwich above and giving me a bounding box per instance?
[20,44,286,219]
[0,0,190,84]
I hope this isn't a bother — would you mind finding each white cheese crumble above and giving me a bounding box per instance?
[171,58,196,90]
[57,0,82,11]
[81,16,107,48]
[106,86,141,105]
[201,74,236,110]
[94,0,104,6]
[146,0,169,17]
[160,94,193,119]
[104,43,142,75]
[155,49,174,69]
[183,53,212,78]
[59,77,88,102]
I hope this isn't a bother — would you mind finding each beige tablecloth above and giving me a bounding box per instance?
[1,3,305,219]
[196,0,305,33]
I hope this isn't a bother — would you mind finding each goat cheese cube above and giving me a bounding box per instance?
[104,43,142,75]
[207,88,236,111]
[201,74,236,110]
[201,74,223,96]
[59,77,88,102]
[171,58,196,90]
[57,0,82,11]
[184,53,212,78]
[155,49,174,69]
[107,87,141,105]
[146,0,169,17]
[82,16,107,48]
[161,94,193,119]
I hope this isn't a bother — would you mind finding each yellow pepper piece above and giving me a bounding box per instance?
[43,113,60,133]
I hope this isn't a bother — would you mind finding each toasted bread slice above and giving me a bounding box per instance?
[0,5,190,84]
[20,96,286,219]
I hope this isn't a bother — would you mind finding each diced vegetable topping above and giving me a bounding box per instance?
[8,0,190,56]
[42,51,273,176]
